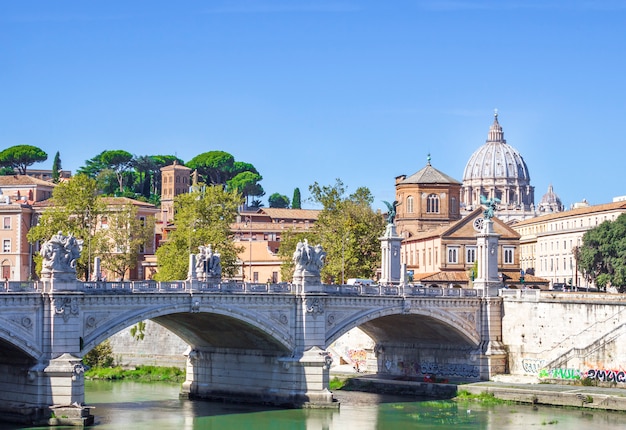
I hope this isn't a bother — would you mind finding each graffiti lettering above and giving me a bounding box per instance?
[418,362,479,378]
[587,369,626,383]
[521,358,545,374]
[538,368,581,380]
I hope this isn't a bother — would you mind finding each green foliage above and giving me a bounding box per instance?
[575,213,626,291]
[94,202,155,281]
[85,365,184,383]
[154,185,243,280]
[227,171,264,206]
[454,390,509,405]
[308,179,385,283]
[100,150,134,192]
[292,188,302,209]
[130,321,146,341]
[186,151,235,185]
[329,376,348,390]
[83,340,115,368]
[52,151,61,183]
[27,174,106,280]
[0,144,48,175]
[268,192,290,208]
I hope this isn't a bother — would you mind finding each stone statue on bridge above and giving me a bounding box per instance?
[194,244,222,281]
[40,231,83,281]
[292,239,326,288]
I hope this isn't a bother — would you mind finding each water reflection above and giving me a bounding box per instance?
[10,381,626,429]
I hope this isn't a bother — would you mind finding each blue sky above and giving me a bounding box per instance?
[2,1,625,212]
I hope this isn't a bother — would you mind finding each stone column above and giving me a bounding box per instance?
[379,223,402,285]
[473,218,501,297]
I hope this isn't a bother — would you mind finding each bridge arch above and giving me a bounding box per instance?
[327,306,480,349]
[82,301,293,357]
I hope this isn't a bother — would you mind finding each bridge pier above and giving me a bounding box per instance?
[180,287,335,408]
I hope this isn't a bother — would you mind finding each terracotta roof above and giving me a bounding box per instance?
[513,201,626,226]
[0,175,56,187]
[100,197,156,208]
[258,208,320,221]
[398,163,461,185]
[413,272,469,282]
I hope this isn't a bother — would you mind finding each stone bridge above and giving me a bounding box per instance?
[0,279,505,425]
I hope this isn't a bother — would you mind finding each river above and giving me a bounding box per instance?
[9,381,626,429]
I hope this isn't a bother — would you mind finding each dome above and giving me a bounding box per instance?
[460,112,536,222]
[538,184,563,213]
[462,112,530,183]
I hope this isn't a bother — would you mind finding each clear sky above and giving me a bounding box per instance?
[2,1,625,212]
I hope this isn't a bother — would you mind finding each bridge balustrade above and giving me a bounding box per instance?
[0,279,480,298]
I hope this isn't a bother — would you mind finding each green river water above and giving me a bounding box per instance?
[10,380,626,429]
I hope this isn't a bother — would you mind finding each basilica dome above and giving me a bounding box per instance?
[462,112,530,183]
[538,184,564,213]
[461,112,535,222]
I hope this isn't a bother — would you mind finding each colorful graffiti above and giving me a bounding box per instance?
[418,362,479,378]
[538,368,582,380]
[348,349,367,371]
[587,369,626,383]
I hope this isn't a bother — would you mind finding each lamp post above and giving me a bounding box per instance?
[245,216,252,283]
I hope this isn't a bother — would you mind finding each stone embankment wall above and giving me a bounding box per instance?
[108,320,188,368]
[502,292,626,384]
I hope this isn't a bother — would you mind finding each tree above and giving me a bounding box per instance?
[27,174,105,280]
[93,201,155,281]
[575,213,626,291]
[186,151,235,185]
[309,179,385,283]
[154,185,243,281]
[292,188,302,209]
[100,150,134,193]
[0,145,48,175]
[278,179,385,284]
[227,171,265,207]
[52,151,62,183]
[268,193,290,208]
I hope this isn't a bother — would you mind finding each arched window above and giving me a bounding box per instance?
[427,194,439,213]
[406,196,414,213]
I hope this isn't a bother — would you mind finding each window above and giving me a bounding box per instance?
[3,217,10,229]
[406,196,414,213]
[466,246,476,264]
[101,216,109,228]
[3,240,10,253]
[447,246,459,264]
[504,247,514,264]
[427,194,439,213]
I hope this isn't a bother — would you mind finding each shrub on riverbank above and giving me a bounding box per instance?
[85,365,185,383]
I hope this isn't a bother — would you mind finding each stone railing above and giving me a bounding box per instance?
[0,280,481,298]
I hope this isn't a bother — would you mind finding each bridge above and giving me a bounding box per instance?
[0,278,505,426]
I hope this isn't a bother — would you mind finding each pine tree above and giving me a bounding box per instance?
[52,151,61,183]
[292,187,301,209]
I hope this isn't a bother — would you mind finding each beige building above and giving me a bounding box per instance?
[0,175,57,281]
[512,201,626,289]
[394,157,462,239]
[232,208,319,283]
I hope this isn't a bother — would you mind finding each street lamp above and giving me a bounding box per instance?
[245,216,252,283]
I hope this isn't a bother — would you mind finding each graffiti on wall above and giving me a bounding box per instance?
[522,358,626,383]
[521,358,545,374]
[348,349,367,371]
[538,368,582,380]
[418,362,479,378]
[586,368,626,383]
